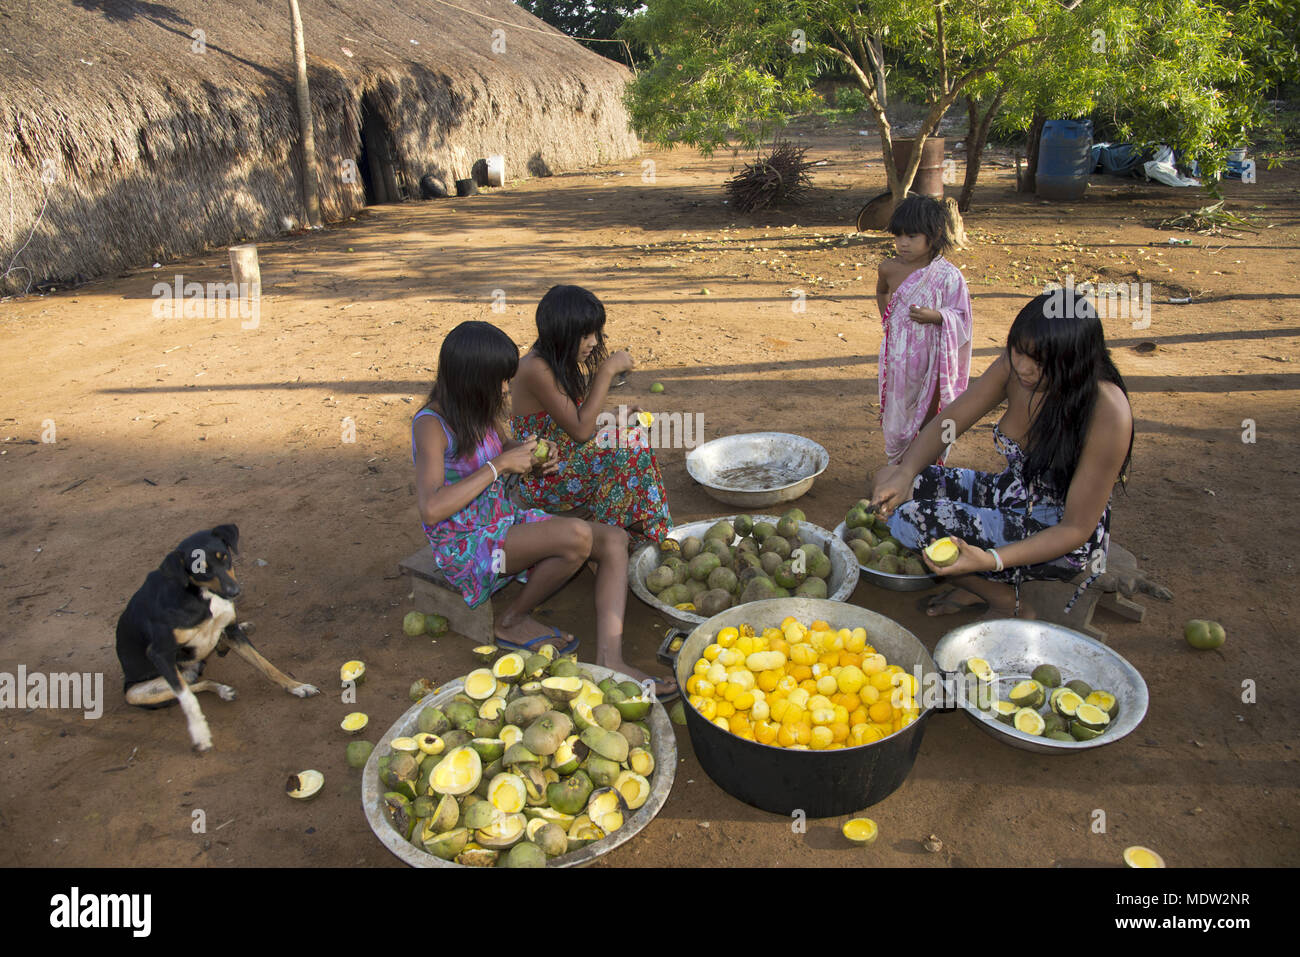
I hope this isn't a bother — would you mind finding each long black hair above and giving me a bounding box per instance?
[532,284,608,405]
[1007,292,1133,493]
[888,194,956,259]
[422,321,519,457]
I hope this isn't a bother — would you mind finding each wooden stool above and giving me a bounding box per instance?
[1019,543,1166,643]
[398,550,494,644]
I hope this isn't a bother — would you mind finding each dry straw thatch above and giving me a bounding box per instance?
[0,0,639,294]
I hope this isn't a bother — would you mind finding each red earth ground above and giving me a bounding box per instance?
[1,119,1298,867]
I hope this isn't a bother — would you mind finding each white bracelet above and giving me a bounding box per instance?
[486,460,499,482]
[988,548,1004,573]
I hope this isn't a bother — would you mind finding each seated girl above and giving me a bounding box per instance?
[509,285,673,549]
[413,320,676,695]
[870,292,1133,619]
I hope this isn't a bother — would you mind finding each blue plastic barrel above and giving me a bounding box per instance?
[1036,119,1093,200]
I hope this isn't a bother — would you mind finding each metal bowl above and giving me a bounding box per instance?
[933,619,1149,754]
[362,663,677,867]
[832,520,940,592]
[675,598,937,816]
[686,432,829,507]
[629,516,859,630]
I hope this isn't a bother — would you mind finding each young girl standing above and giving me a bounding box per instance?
[413,321,676,695]
[509,285,673,548]
[876,195,973,465]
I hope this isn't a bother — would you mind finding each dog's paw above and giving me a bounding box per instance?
[290,683,320,698]
[237,621,256,637]
[216,684,238,702]
[192,735,214,753]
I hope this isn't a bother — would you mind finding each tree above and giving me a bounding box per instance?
[516,1,644,66]
[621,0,1283,211]
[621,0,1093,206]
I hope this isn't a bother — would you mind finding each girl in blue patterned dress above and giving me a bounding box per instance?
[870,292,1134,619]
[413,322,678,696]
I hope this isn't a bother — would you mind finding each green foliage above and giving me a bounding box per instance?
[517,1,644,64]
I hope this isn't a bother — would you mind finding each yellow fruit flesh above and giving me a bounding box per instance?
[842,818,878,843]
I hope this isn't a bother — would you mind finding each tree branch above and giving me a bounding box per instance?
[936,1,948,97]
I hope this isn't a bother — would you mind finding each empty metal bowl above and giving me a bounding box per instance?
[629,515,859,630]
[933,619,1149,754]
[686,432,829,507]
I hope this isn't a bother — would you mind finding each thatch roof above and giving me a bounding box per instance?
[0,0,638,293]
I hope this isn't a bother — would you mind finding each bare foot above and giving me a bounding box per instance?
[920,586,988,617]
[595,653,678,700]
[495,612,575,652]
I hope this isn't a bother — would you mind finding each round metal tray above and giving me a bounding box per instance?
[832,520,940,592]
[933,619,1149,754]
[686,432,829,507]
[362,663,677,867]
[630,516,859,630]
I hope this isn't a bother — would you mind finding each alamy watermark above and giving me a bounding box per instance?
[1,666,104,719]
[595,404,704,450]
[1043,276,1152,330]
[152,275,259,328]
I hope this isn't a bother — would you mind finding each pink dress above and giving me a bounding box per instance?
[878,255,973,464]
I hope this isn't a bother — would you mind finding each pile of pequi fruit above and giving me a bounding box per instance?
[377,645,658,868]
[643,510,834,616]
[841,502,928,576]
[684,616,922,749]
[965,659,1121,742]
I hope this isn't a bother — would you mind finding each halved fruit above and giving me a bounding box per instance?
[492,653,526,683]
[1050,688,1084,718]
[992,700,1019,724]
[463,669,497,701]
[1013,708,1046,736]
[339,660,366,684]
[499,724,524,749]
[456,847,500,867]
[1069,720,1104,741]
[961,657,996,683]
[613,770,650,811]
[841,817,878,844]
[390,736,419,753]
[423,826,469,860]
[628,747,655,777]
[567,813,604,843]
[430,746,483,796]
[541,676,583,703]
[1085,690,1119,719]
[523,805,576,829]
[923,538,959,567]
[1123,845,1166,868]
[1074,703,1111,731]
[469,738,505,763]
[286,769,324,800]
[340,712,369,734]
[478,696,506,721]
[1008,679,1045,709]
[614,696,653,722]
[414,732,444,756]
[487,772,528,813]
[471,645,499,664]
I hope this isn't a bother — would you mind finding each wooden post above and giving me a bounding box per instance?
[288,0,321,227]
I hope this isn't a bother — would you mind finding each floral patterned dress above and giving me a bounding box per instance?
[413,409,552,608]
[510,407,673,548]
[886,423,1110,608]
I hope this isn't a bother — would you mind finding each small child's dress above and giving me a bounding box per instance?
[412,409,552,608]
[879,255,973,464]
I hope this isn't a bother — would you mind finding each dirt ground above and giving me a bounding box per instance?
[2,119,1298,869]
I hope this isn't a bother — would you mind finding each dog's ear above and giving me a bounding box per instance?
[159,549,189,585]
[211,524,239,555]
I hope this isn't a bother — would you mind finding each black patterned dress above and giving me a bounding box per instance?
[886,423,1110,603]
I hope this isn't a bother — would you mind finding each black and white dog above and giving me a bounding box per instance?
[114,524,318,752]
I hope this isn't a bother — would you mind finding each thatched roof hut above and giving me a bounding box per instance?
[0,0,639,294]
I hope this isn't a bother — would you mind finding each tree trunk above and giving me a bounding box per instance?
[958,87,1006,212]
[289,0,321,227]
[1021,111,1046,194]
[870,34,887,108]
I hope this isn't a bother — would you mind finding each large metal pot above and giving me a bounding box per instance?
[685,432,828,508]
[674,597,937,817]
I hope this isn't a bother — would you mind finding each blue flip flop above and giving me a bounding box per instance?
[494,626,579,657]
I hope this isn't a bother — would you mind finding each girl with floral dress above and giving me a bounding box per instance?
[414,321,676,695]
[509,285,673,549]
[870,293,1133,619]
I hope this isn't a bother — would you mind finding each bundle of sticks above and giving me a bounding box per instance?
[1159,200,1260,236]
[725,141,816,213]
